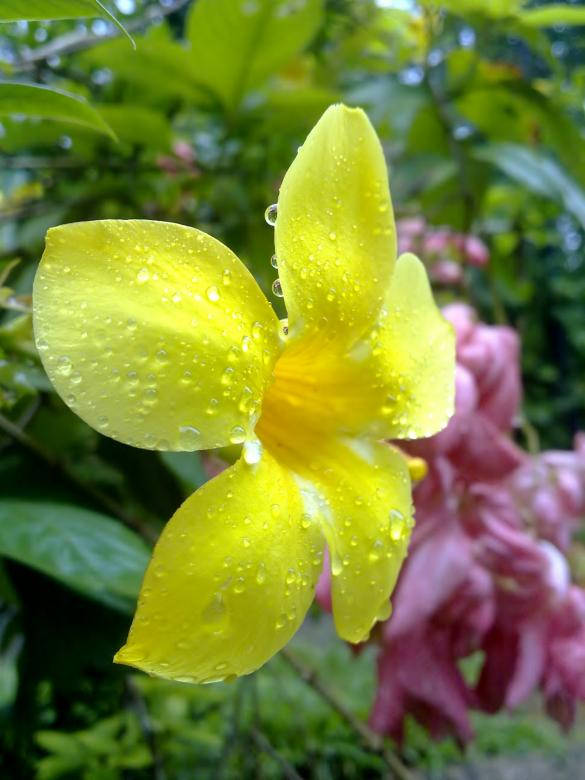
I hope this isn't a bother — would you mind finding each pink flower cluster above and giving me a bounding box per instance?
[397,218,489,285]
[317,303,585,743]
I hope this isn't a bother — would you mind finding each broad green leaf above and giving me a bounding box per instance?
[97,105,172,150]
[0,500,149,611]
[521,5,585,27]
[475,143,585,229]
[0,83,115,137]
[186,0,323,108]
[81,24,211,106]
[0,0,134,46]
[420,0,522,17]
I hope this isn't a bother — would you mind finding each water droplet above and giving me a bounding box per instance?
[230,425,246,444]
[156,349,169,363]
[243,439,262,465]
[221,366,235,386]
[206,398,219,416]
[241,335,251,352]
[36,337,48,351]
[233,577,245,594]
[127,318,137,331]
[202,593,226,624]
[369,539,384,563]
[272,279,284,297]
[56,355,72,376]
[222,268,232,286]
[251,321,263,340]
[270,253,278,268]
[328,231,336,241]
[264,203,278,226]
[179,425,201,447]
[215,661,228,671]
[206,285,220,302]
[137,268,150,284]
[256,562,266,584]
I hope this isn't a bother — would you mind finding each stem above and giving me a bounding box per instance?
[12,0,193,72]
[280,648,418,780]
[125,677,166,780]
[0,411,157,543]
[250,727,304,780]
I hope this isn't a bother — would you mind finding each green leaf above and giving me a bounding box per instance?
[0,0,135,47]
[474,143,585,229]
[160,451,207,495]
[0,500,149,612]
[81,24,211,106]
[420,0,522,18]
[0,83,115,137]
[186,0,323,108]
[521,5,585,27]
[97,104,171,150]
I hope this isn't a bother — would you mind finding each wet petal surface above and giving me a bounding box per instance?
[115,448,324,681]
[34,220,281,450]
[275,104,396,344]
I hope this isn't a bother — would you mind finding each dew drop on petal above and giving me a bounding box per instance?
[229,425,246,444]
[179,425,201,447]
[264,203,278,226]
[243,439,262,465]
[270,253,278,268]
[206,285,220,302]
[272,278,284,297]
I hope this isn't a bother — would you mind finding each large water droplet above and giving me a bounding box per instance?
[270,253,278,268]
[56,355,72,376]
[230,425,246,444]
[206,285,220,302]
[243,439,262,465]
[264,203,278,226]
[179,425,201,447]
[272,279,284,297]
[137,268,150,284]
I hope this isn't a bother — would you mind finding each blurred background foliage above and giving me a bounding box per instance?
[1,0,585,777]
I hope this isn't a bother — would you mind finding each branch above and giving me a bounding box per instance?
[250,727,304,780]
[280,648,419,780]
[125,677,166,780]
[12,0,192,72]
[0,411,157,542]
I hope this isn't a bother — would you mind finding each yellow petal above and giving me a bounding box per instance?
[115,448,324,682]
[275,103,396,342]
[33,220,280,451]
[255,416,413,644]
[363,252,455,439]
[252,255,453,441]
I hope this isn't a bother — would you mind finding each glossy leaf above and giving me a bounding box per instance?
[475,143,585,230]
[521,5,585,27]
[0,0,134,45]
[0,500,149,612]
[0,83,115,138]
[186,0,323,108]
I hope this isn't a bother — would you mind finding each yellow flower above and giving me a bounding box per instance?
[33,104,454,683]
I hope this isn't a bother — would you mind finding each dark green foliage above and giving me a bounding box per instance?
[0,0,585,776]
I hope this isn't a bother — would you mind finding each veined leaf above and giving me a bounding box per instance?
[186,0,323,108]
[0,83,115,138]
[0,500,149,612]
[521,5,585,27]
[475,143,585,229]
[0,0,134,46]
